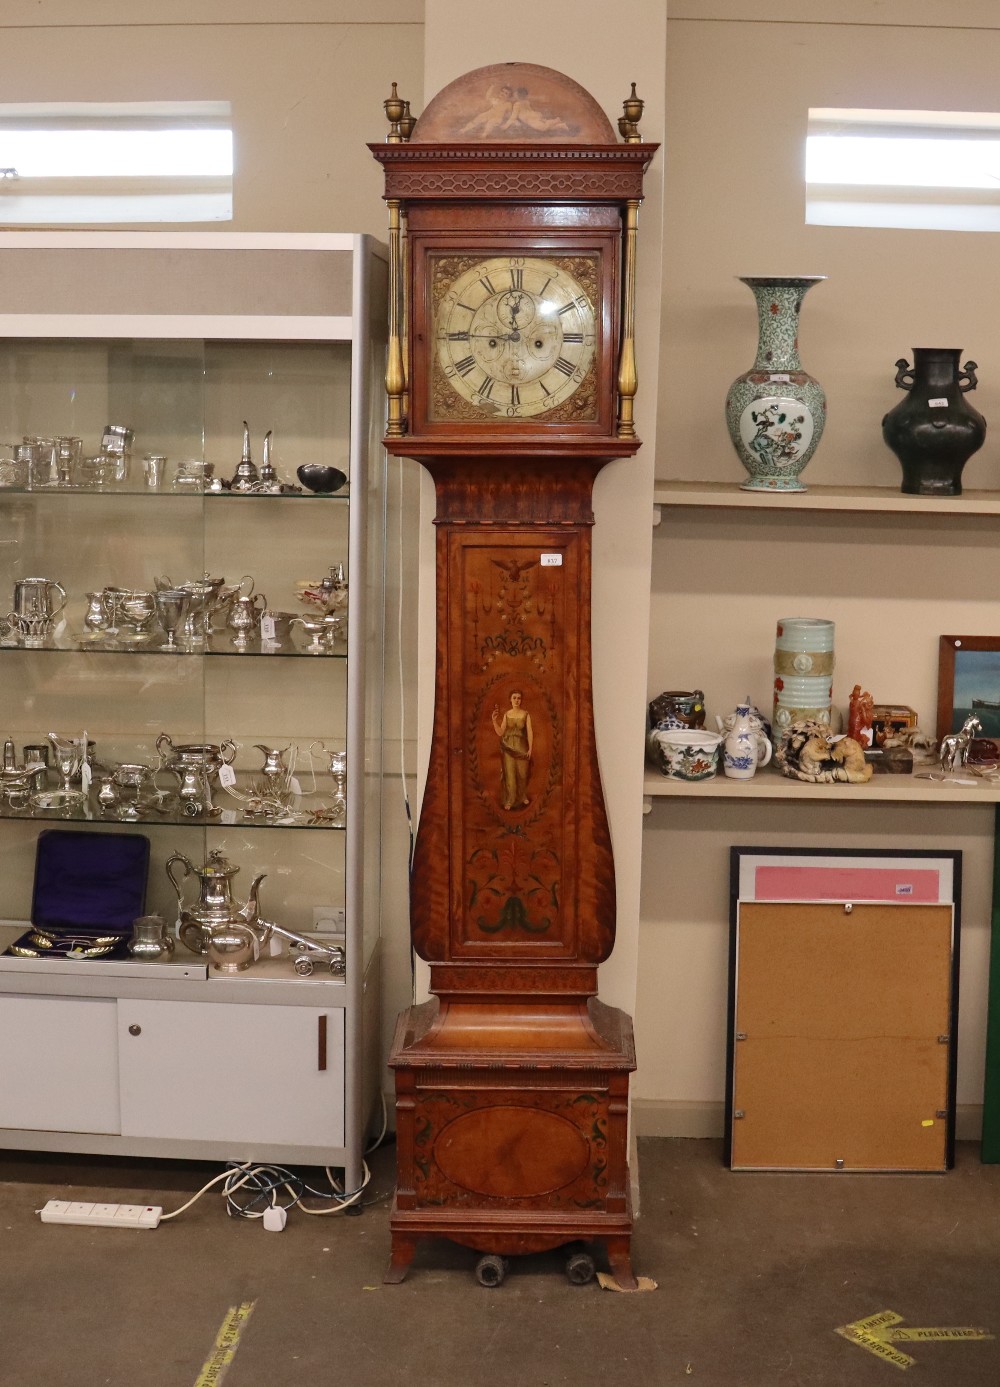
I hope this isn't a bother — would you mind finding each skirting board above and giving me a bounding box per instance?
[631,1099,984,1144]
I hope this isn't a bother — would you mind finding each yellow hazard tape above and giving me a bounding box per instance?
[194,1301,256,1387]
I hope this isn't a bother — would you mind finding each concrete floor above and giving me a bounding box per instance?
[1,1138,999,1386]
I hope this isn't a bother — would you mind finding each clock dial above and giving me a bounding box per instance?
[433,255,597,419]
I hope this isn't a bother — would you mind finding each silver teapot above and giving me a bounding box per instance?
[166,848,266,958]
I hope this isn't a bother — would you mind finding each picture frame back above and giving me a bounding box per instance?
[728,847,961,1173]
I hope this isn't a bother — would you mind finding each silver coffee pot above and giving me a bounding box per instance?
[166,848,266,958]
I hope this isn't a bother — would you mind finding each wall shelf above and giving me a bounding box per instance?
[653,480,1000,516]
[643,766,1000,807]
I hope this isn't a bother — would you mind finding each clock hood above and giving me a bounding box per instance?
[411,62,618,145]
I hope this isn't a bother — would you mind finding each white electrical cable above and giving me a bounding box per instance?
[158,1162,256,1221]
[156,1152,376,1224]
[365,1090,389,1154]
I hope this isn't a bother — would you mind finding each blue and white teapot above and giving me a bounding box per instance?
[718,698,772,780]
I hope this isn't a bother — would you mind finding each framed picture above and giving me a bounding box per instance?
[937,634,1000,742]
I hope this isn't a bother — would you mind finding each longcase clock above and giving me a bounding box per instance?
[370,62,656,1289]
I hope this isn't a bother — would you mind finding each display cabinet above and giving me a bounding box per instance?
[0,232,388,1187]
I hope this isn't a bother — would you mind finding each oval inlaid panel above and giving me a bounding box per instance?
[435,1106,590,1198]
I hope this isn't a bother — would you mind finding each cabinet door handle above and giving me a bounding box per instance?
[317,1013,327,1071]
[128,1024,142,1036]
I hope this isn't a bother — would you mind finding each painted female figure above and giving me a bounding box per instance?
[491,689,533,810]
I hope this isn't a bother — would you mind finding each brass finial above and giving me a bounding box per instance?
[619,82,644,143]
[399,101,416,142]
[384,82,407,143]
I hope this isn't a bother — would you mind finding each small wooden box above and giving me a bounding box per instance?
[871,703,919,747]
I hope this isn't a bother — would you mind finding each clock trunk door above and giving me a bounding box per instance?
[410,517,615,972]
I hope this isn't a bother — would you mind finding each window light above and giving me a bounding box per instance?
[806,108,1000,233]
[0,101,233,225]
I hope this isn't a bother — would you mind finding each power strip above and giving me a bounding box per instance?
[38,1199,162,1229]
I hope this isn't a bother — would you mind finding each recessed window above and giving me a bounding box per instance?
[0,102,232,225]
[806,108,1000,233]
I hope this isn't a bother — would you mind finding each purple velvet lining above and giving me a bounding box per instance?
[31,830,150,935]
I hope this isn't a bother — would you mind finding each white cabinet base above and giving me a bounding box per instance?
[117,999,345,1148]
[1,994,120,1134]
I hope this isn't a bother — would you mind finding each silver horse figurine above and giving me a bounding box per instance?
[940,713,982,773]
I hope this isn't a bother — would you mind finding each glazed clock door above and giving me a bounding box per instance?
[432,254,597,419]
[407,221,622,441]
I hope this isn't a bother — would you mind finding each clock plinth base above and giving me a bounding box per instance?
[385,994,637,1288]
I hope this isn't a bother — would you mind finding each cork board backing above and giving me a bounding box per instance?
[731,901,954,1172]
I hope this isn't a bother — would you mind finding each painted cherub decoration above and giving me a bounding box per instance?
[461,82,571,139]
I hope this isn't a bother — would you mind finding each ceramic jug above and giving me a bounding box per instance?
[722,698,773,780]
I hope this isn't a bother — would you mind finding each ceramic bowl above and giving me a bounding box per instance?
[651,728,722,780]
[296,464,347,494]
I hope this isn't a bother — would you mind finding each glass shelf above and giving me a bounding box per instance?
[1,637,346,658]
[0,792,346,830]
[0,484,349,501]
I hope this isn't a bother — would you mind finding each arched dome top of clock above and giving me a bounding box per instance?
[412,63,617,145]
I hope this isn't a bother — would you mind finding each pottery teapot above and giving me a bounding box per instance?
[720,698,773,780]
[166,848,266,956]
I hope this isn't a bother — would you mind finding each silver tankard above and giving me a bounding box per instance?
[11,576,67,647]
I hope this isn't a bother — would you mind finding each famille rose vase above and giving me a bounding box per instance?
[725,275,827,492]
